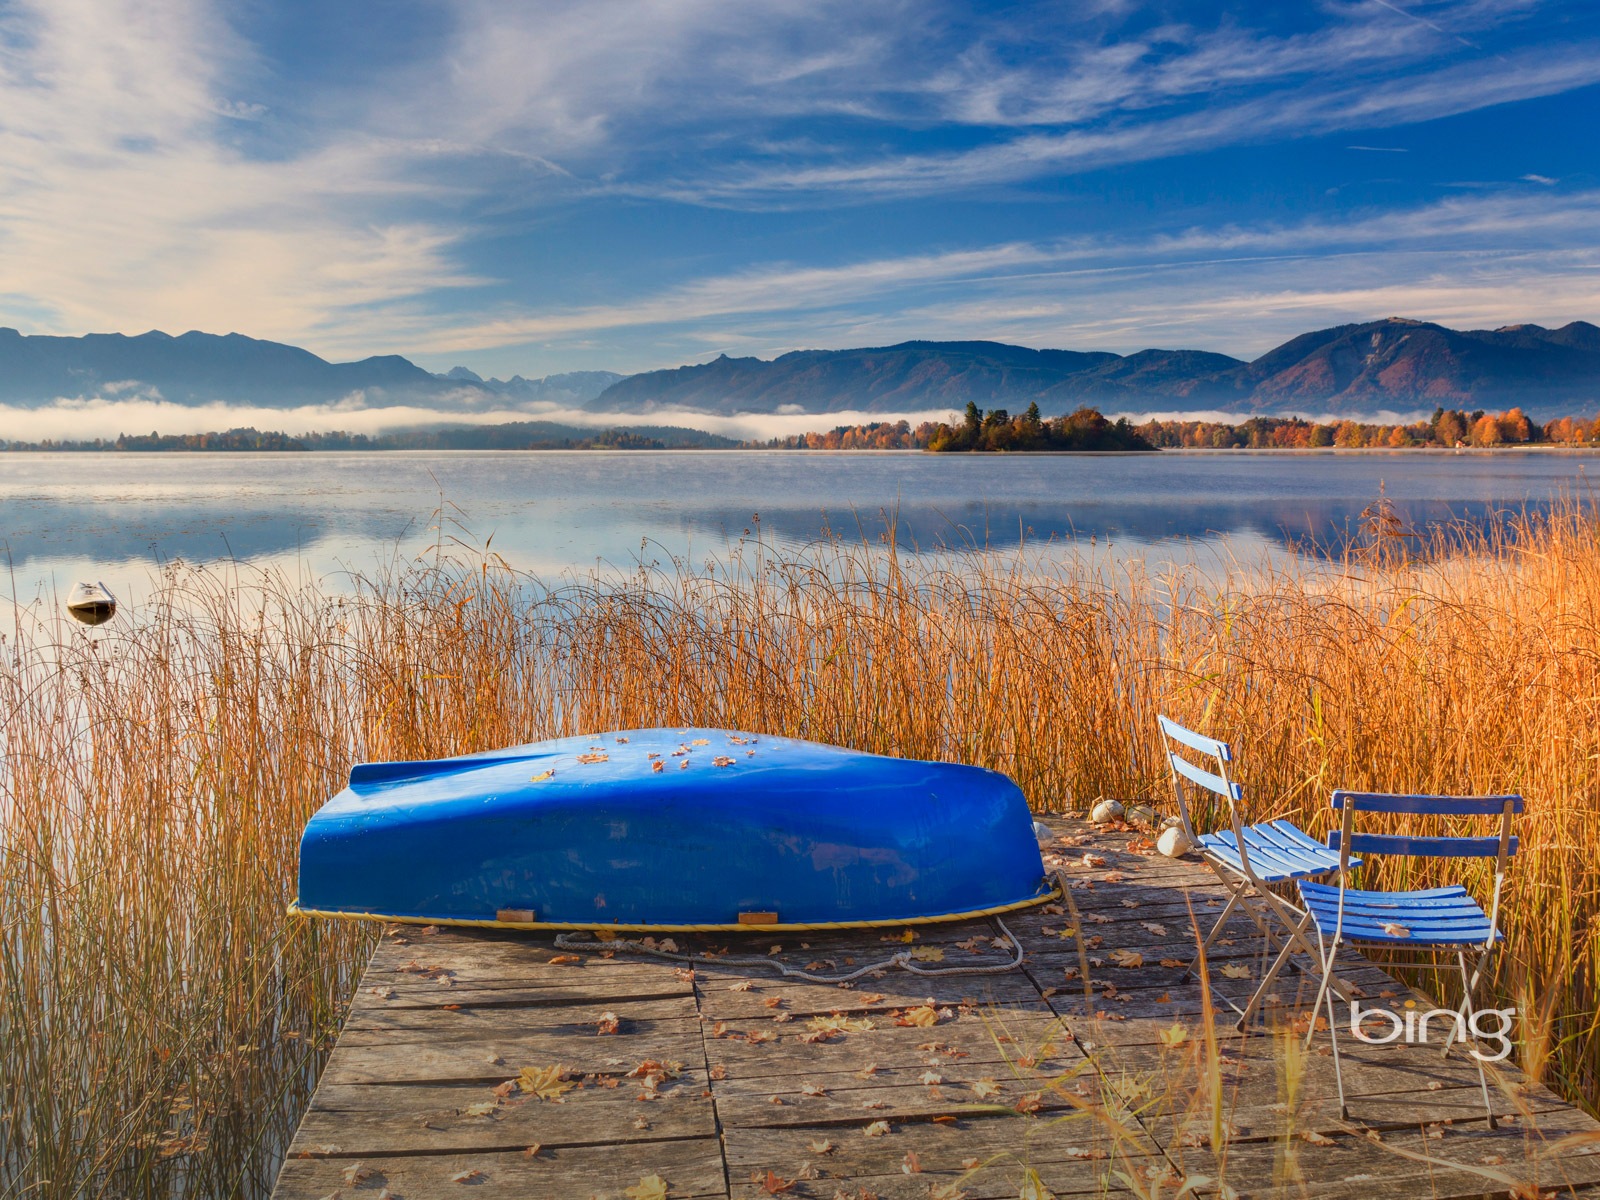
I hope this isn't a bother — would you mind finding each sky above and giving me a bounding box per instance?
[1,0,1598,381]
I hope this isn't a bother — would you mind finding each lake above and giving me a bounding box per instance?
[4,448,1598,605]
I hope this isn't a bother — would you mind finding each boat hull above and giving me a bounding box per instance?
[295,728,1051,930]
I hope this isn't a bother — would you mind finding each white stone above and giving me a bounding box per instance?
[1156,826,1193,857]
[1089,798,1124,824]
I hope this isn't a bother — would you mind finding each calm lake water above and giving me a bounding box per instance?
[3,448,1598,605]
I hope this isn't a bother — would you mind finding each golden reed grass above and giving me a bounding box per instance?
[3,503,1599,1196]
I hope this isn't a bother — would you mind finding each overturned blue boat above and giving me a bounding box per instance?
[293,728,1052,932]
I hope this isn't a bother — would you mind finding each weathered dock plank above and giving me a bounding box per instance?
[272,816,1600,1200]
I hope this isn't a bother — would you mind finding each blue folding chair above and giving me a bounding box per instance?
[1302,790,1520,1127]
[1158,715,1356,1029]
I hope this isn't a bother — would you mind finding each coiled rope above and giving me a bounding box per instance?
[552,914,1027,983]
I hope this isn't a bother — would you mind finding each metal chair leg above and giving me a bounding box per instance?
[1323,972,1348,1121]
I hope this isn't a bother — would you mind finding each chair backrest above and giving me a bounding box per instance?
[1156,714,1244,846]
[1327,791,1521,870]
[1326,790,1521,943]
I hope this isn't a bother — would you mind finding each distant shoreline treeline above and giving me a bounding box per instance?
[5,404,1599,453]
[0,422,737,452]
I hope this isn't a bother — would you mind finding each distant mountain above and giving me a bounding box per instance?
[443,368,625,406]
[590,319,1600,417]
[7,319,1600,420]
[0,327,484,409]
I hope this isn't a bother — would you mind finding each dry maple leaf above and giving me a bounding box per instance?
[530,769,555,782]
[809,1138,835,1154]
[1141,922,1168,936]
[1301,1130,1336,1146]
[548,954,582,965]
[449,1169,484,1183]
[1220,963,1251,979]
[808,1014,876,1034]
[896,1005,940,1027]
[1159,958,1186,969]
[462,1100,498,1117]
[909,946,945,962]
[972,1079,1001,1099]
[712,755,736,767]
[1380,922,1411,938]
[1159,1023,1188,1047]
[340,1163,372,1185]
[863,1120,891,1137]
[801,1082,827,1096]
[576,752,609,764]
[1108,949,1144,968]
[755,1169,796,1194]
[902,1150,922,1174]
[597,1011,621,1035]
[624,1175,669,1200]
[729,979,757,991]
[651,761,665,773]
[516,1065,575,1101]
[920,1070,943,1085]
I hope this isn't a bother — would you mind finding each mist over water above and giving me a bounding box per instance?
[4,448,1597,608]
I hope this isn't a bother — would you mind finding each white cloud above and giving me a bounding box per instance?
[0,0,486,349]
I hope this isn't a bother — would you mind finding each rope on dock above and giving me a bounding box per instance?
[552,916,1029,983]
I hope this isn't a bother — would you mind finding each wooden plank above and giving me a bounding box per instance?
[288,1073,715,1156]
[721,1112,1161,1199]
[324,996,701,1084]
[274,1137,727,1199]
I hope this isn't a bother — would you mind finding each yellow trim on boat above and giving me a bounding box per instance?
[287,882,1060,934]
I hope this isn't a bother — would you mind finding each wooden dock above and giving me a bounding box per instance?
[272,816,1600,1199]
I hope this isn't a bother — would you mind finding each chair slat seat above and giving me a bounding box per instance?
[1197,819,1352,883]
[1300,881,1501,945]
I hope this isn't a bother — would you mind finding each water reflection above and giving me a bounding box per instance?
[3,449,1596,605]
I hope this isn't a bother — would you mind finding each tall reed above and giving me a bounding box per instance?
[3,503,1598,1197]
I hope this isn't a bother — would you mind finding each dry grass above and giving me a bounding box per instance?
[3,504,1599,1197]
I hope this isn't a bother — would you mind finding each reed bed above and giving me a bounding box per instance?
[3,504,1599,1197]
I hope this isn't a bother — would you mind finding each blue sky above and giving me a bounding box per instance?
[1,0,1597,379]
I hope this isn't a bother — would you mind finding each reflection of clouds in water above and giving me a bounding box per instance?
[4,450,1597,602]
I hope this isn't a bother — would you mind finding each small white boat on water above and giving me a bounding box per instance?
[66,581,117,625]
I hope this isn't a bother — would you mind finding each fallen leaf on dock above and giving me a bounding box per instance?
[1221,963,1251,979]
[516,1065,575,1101]
[624,1175,669,1200]
[1108,949,1144,968]
[449,1169,484,1183]
[864,1120,891,1136]
[530,769,555,782]
[576,752,609,764]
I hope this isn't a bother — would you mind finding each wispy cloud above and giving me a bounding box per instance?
[373,186,1600,365]
[0,0,485,346]
[661,40,1600,202]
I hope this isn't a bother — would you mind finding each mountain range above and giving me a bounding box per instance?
[590,319,1600,417]
[1,318,1598,419]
